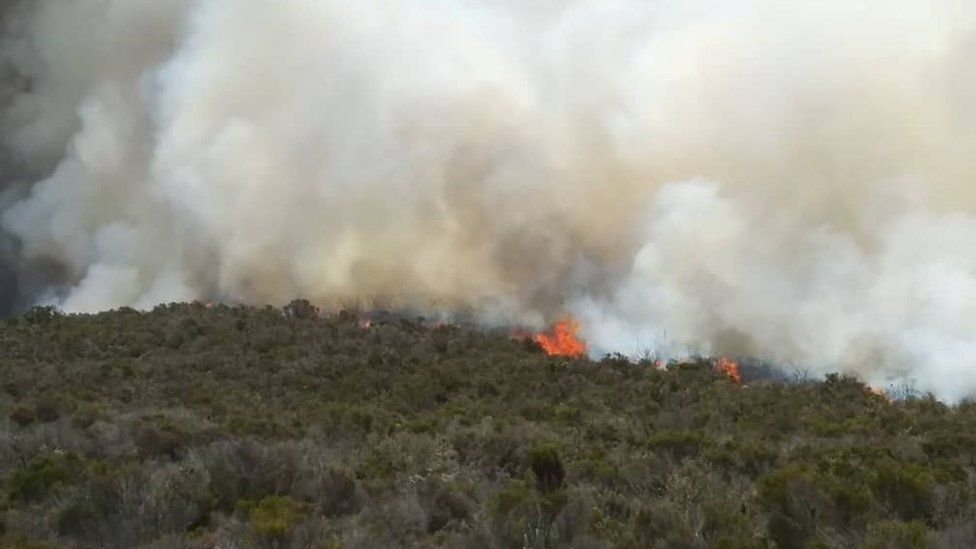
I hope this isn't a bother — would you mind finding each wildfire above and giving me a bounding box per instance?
[533,320,588,358]
[714,356,741,384]
[867,385,890,400]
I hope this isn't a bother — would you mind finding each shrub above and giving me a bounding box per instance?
[418,479,472,533]
[759,465,838,548]
[312,468,361,518]
[1,304,975,548]
[8,453,83,502]
[869,459,934,522]
[574,454,622,488]
[647,430,706,461]
[633,503,700,548]
[134,417,190,459]
[487,482,549,548]
[528,444,565,494]
[8,405,35,427]
[0,535,60,549]
[284,299,319,320]
[249,496,305,539]
[863,520,931,549]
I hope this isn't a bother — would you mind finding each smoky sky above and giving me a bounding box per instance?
[2,0,976,399]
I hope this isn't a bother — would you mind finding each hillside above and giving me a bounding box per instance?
[1,302,975,548]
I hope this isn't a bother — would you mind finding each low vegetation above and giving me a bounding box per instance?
[1,302,974,548]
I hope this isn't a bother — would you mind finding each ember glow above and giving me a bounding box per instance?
[714,357,742,384]
[534,321,587,358]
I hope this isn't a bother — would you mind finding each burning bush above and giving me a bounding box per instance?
[532,320,587,358]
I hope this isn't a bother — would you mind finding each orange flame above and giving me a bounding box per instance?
[534,320,587,358]
[714,356,741,384]
[867,386,890,400]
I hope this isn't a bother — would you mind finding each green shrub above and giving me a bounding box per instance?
[0,304,975,548]
[249,496,305,539]
[759,465,858,548]
[487,482,548,548]
[574,454,622,488]
[489,482,537,518]
[647,430,706,461]
[7,454,83,502]
[528,444,566,494]
[554,405,581,423]
[863,520,931,549]
[869,459,934,522]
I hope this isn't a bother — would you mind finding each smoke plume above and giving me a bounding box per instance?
[2,0,976,399]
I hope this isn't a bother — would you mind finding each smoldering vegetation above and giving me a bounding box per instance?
[1,303,975,548]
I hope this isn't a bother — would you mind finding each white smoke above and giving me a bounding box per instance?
[2,0,976,399]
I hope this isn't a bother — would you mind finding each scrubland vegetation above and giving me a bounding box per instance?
[1,302,975,548]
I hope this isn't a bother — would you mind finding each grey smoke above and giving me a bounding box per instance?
[2,0,976,399]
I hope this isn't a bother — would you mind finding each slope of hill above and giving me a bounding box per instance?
[1,302,974,548]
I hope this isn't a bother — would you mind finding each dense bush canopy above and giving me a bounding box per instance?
[1,302,974,548]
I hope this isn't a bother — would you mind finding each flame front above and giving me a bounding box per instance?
[714,356,741,384]
[534,320,587,358]
[867,386,890,400]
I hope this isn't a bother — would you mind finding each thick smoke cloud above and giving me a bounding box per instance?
[2,0,976,398]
